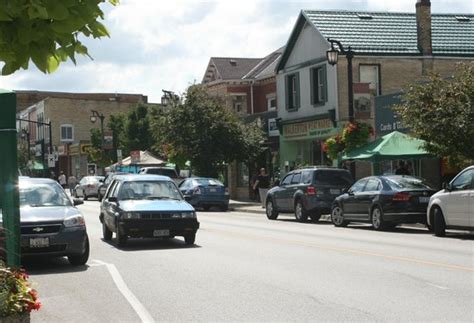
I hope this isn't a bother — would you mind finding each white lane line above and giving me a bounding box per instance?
[93,260,155,322]
[427,283,449,290]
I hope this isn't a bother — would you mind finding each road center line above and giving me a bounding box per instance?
[204,228,474,273]
[93,260,155,323]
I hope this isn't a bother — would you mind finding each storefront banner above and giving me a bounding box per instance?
[374,92,408,136]
[283,118,334,139]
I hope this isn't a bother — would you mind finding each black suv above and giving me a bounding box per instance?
[265,167,353,222]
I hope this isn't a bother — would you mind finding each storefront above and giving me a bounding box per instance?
[279,115,339,175]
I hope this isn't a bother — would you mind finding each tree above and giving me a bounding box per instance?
[125,103,155,152]
[152,85,265,177]
[0,0,118,75]
[395,63,474,167]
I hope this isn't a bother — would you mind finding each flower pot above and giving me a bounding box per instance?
[0,312,30,323]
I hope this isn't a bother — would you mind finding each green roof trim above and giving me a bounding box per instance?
[277,10,474,72]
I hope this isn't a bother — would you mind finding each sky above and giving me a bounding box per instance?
[0,0,472,103]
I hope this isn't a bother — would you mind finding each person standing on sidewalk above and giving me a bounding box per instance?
[68,174,77,196]
[58,171,67,189]
[253,168,270,208]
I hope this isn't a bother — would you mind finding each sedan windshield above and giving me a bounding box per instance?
[193,179,223,186]
[118,181,183,201]
[19,183,72,207]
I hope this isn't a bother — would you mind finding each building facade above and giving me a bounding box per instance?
[276,1,474,186]
[17,92,147,178]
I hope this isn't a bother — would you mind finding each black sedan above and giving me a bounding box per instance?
[331,176,436,230]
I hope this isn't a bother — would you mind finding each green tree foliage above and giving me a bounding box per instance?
[395,63,474,167]
[125,103,154,152]
[108,113,127,156]
[0,0,118,75]
[152,85,265,177]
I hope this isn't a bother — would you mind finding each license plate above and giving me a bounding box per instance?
[419,197,430,203]
[29,237,49,248]
[209,188,217,192]
[153,229,169,237]
[330,189,340,195]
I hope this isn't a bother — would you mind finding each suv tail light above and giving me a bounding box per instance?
[393,192,411,201]
[194,187,201,195]
[306,186,317,195]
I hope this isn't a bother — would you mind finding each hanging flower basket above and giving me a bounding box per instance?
[341,121,374,150]
[0,261,41,322]
[323,135,345,160]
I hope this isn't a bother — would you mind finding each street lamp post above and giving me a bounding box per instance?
[326,38,355,123]
[90,110,105,172]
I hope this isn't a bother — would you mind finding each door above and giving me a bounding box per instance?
[104,180,121,232]
[343,179,368,219]
[273,174,293,211]
[358,178,382,220]
[445,169,473,227]
[286,172,302,211]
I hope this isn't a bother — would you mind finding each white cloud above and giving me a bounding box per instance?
[0,0,472,102]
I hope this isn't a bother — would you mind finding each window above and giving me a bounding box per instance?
[281,174,293,186]
[302,171,312,184]
[359,64,380,95]
[268,118,279,137]
[267,96,277,110]
[451,169,474,190]
[363,178,381,192]
[233,102,242,113]
[310,65,327,105]
[285,73,300,110]
[60,124,73,142]
[291,173,301,184]
[349,179,368,193]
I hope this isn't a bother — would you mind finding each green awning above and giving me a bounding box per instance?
[29,161,45,170]
[342,131,433,162]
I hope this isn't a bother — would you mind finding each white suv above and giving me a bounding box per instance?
[427,166,474,237]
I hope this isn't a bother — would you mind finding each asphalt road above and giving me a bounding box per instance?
[26,200,474,322]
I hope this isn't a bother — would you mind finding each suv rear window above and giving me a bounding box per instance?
[144,168,177,178]
[313,170,353,186]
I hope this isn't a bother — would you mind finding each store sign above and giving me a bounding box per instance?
[80,144,92,155]
[69,144,80,156]
[374,92,408,135]
[57,145,67,156]
[283,118,334,139]
[103,131,113,150]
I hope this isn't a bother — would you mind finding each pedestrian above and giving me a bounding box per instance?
[250,170,259,202]
[68,174,77,196]
[395,161,410,175]
[58,171,67,189]
[253,168,270,208]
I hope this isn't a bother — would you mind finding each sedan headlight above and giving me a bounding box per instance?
[64,215,85,227]
[122,212,141,220]
[171,212,196,219]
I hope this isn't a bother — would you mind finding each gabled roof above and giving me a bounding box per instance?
[277,10,474,71]
[202,57,261,83]
[243,47,285,79]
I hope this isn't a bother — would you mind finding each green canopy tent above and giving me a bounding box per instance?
[342,131,434,175]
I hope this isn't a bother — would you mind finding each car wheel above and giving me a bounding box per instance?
[433,207,446,237]
[68,236,90,266]
[294,199,308,223]
[331,205,348,227]
[371,206,386,231]
[102,221,112,241]
[184,233,196,245]
[220,204,228,212]
[266,199,278,220]
[116,230,128,247]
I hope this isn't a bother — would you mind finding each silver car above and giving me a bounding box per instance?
[12,178,89,265]
[74,176,105,200]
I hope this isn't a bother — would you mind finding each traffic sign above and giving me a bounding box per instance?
[47,154,55,168]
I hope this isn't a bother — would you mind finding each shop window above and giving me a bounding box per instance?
[237,162,249,187]
[359,64,380,95]
[60,124,74,142]
[310,65,327,105]
[285,72,300,111]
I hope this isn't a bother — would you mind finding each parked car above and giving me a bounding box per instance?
[331,175,436,230]
[74,176,104,200]
[427,166,474,237]
[179,177,230,211]
[265,167,353,222]
[99,174,199,246]
[98,172,129,201]
[7,177,89,265]
[138,167,183,185]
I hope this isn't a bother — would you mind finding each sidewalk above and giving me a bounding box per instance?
[229,199,266,214]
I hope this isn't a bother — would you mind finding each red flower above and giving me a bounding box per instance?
[322,143,329,152]
[29,289,38,299]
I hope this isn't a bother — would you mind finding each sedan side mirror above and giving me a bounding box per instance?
[442,182,452,191]
[73,198,84,206]
[347,190,354,196]
[108,196,118,203]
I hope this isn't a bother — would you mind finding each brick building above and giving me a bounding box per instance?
[202,48,283,200]
[16,91,147,178]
